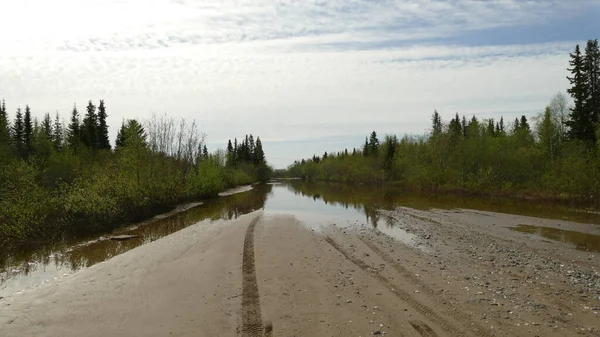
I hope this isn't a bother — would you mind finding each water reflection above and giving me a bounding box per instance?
[510,224,600,252]
[0,184,272,297]
[3,180,600,297]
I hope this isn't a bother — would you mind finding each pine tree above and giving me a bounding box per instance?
[53,113,63,150]
[431,110,442,137]
[12,107,25,157]
[369,131,379,155]
[23,105,33,156]
[116,119,146,148]
[363,137,369,157]
[584,40,600,144]
[81,100,98,148]
[202,145,208,159]
[97,99,110,149]
[0,99,10,149]
[566,44,590,143]
[42,113,53,140]
[67,104,81,148]
[249,134,255,159]
[254,137,266,165]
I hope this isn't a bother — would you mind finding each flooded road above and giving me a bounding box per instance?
[2,180,600,337]
[2,180,600,298]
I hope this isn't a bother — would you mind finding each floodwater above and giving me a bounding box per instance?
[510,224,600,252]
[2,180,600,298]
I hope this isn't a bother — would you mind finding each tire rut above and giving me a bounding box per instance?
[359,237,495,337]
[409,320,439,337]
[240,215,271,337]
[324,236,468,337]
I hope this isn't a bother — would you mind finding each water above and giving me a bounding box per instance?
[510,224,600,252]
[2,180,600,298]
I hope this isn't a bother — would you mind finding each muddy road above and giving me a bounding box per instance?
[1,181,599,336]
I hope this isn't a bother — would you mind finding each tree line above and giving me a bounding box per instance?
[0,100,271,251]
[284,39,600,203]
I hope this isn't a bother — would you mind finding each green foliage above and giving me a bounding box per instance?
[284,91,600,202]
[0,100,271,251]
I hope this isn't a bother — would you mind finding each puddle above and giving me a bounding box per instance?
[3,180,600,297]
[510,224,600,252]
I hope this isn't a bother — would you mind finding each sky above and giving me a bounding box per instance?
[0,0,598,168]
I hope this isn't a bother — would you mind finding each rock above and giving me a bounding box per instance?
[346,299,352,303]
[373,331,382,335]
[109,235,139,241]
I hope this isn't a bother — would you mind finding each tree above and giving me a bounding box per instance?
[254,137,265,164]
[363,137,369,157]
[41,113,53,140]
[202,145,209,159]
[537,107,559,163]
[369,131,379,155]
[0,99,10,150]
[97,99,110,149]
[12,108,24,157]
[67,104,81,148]
[53,113,63,150]
[566,44,591,143]
[116,119,146,148]
[431,110,442,137]
[584,40,600,142]
[81,100,98,148]
[23,105,33,156]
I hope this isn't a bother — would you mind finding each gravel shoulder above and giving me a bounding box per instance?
[1,207,598,337]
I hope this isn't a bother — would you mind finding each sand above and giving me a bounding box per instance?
[1,208,599,336]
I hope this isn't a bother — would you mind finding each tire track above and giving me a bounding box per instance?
[240,215,271,337]
[409,320,439,337]
[324,236,466,337]
[359,237,495,337]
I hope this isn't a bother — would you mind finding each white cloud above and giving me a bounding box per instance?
[0,0,593,167]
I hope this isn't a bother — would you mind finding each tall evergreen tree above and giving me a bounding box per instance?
[566,44,591,143]
[66,104,81,148]
[81,100,98,148]
[368,131,379,155]
[53,113,63,150]
[97,99,110,149]
[363,137,369,157]
[0,99,10,149]
[12,107,25,157]
[23,105,33,156]
[202,145,208,159]
[584,40,600,144]
[431,110,442,137]
[42,113,53,140]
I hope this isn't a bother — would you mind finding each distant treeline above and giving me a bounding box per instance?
[0,100,271,250]
[283,39,600,203]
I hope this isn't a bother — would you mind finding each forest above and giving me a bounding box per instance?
[284,39,600,203]
[0,100,271,250]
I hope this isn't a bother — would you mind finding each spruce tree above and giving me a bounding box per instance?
[584,39,600,144]
[431,110,442,137]
[67,104,81,148]
[12,107,24,157]
[566,44,590,142]
[23,105,33,156]
[53,113,63,150]
[202,145,208,159]
[81,100,98,148]
[363,137,369,157]
[42,113,53,140]
[97,99,110,149]
[369,131,379,155]
[0,99,10,149]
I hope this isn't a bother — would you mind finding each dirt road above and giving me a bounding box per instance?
[1,209,598,336]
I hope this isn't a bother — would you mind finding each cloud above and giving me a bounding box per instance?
[0,0,597,168]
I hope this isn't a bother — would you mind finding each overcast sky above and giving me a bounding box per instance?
[1,0,598,168]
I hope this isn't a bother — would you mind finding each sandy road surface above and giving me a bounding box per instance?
[1,209,598,336]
